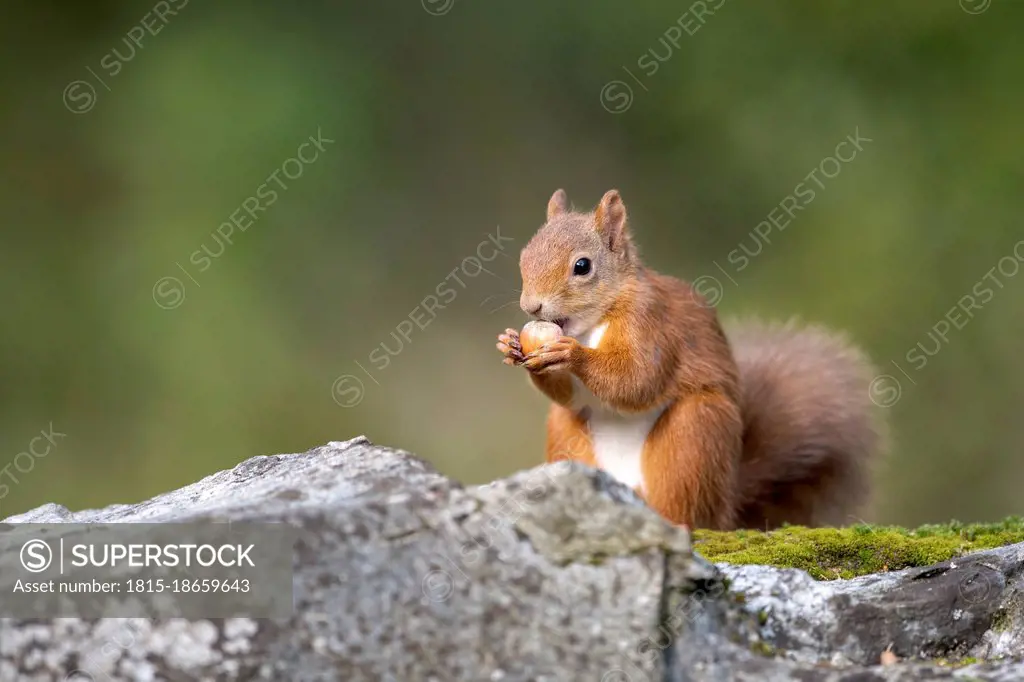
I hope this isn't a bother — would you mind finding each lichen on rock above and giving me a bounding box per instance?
[5,440,1024,680]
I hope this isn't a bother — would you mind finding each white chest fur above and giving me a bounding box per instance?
[571,323,666,493]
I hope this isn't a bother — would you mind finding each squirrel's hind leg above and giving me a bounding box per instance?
[640,391,743,530]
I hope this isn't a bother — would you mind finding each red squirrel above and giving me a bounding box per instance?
[496,188,884,531]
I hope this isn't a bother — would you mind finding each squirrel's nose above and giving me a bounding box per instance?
[520,295,543,317]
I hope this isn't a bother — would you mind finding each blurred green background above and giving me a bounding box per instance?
[1,0,1022,526]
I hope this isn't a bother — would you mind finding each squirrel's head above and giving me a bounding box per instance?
[519,189,639,337]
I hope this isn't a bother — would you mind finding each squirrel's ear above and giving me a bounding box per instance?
[594,189,628,252]
[546,189,568,220]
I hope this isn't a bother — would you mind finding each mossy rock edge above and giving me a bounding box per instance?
[693,517,1024,580]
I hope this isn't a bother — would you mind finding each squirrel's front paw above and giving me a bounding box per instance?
[496,328,526,366]
[522,336,581,374]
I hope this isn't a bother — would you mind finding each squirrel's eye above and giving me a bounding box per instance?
[573,258,592,276]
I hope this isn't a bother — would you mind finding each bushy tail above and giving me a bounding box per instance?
[724,318,886,529]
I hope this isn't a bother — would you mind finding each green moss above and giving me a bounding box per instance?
[935,656,979,668]
[693,517,1024,580]
[990,608,1012,632]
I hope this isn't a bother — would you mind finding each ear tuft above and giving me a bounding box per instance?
[546,189,568,221]
[594,189,628,251]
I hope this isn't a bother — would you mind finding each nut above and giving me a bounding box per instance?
[520,321,563,355]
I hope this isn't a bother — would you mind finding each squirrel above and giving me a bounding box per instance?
[496,188,885,531]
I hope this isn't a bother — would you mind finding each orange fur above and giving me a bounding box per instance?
[727,318,884,528]
[544,405,597,466]
[529,371,575,407]
[641,389,742,529]
[498,189,885,530]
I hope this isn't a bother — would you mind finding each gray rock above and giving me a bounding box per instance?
[0,437,1022,681]
[721,540,1024,666]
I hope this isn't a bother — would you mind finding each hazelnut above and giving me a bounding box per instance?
[521,320,563,355]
